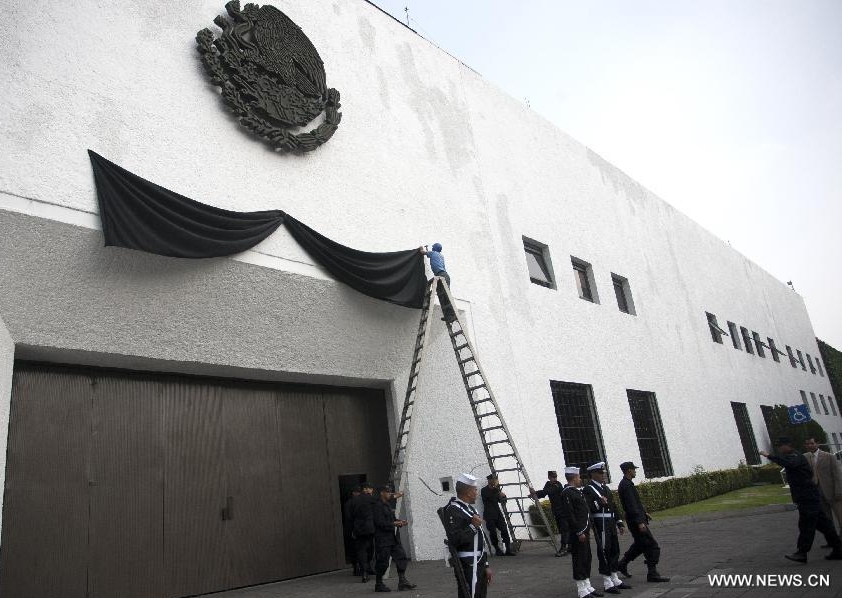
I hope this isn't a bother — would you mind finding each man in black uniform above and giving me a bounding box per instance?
[442,473,494,598]
[761,437,842,562]
[481,474,515,556]
[561,466,603,598]
[372,485,417,592]
[345,485,362,576]
[585,462,631,594]
[530,470,570,556]
[616,462,668,583]
[350,482,377,582]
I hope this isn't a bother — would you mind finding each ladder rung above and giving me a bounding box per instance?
[467,383,486,392]
[486,439,509,446]
[490,453,516,460]
[480,425,504,433]
[476,412,499,420]
[472,397,493,406]
[463,370,481,377]
[449,329,465,338]
[454,342,469,351]
[458,356,475,365]
[493,467,520,473]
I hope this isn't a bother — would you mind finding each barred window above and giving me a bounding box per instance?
[796,350,807,371]
[806,354,817,374]
[731,402,760,465]
[741,327,755,355]
[768,337,783,363]
[786,345,798,368]
[550,381,608,476]
[752,332,767,358]
[817,358,825,377]
[760,404,775,439]
[627,390,673,478]
[706,313,727,344]
[811,392,820,413]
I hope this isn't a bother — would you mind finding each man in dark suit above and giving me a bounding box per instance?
[372,485,417,592]
[481,474,515,556]
[530,470,570,556]
[616,462,669,583]
[762,437,842,562]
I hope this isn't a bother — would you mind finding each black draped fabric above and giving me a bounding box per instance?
[284,216,427,308]
[89,150,285,258]
[88,150,427,308]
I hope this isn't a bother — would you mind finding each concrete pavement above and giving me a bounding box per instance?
[199,505,842,598]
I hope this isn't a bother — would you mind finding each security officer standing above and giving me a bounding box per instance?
[530,470,570,556]
[481,474,515,556]
[350,482,377,583]
[561,466,603,598]
[442,473,494,598]
[616,462,669,582]
[372,485,417,592]
[585,462,632,594]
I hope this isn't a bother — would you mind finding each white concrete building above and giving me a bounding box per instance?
[0,1,836,597]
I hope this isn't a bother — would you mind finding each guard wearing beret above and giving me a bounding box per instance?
[442,473,493,598]
[561,466,603,598]
[372,485,416,592]
[585,462,631,594]
[616,462,669,583]
[481,473,515,556]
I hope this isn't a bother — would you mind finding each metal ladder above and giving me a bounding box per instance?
[389,277,559,552]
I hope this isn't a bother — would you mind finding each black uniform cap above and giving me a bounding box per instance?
[619,461,638,472]
[486,474,498,481]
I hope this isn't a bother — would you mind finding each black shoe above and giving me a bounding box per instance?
[495,548,505,556]
[617,562,631,578]
[503,550,516,556]
[361,574,369,583]
[374,582,392,592]
[615,582,633,589]
[785,552,808,563]
[826,550,842,560]
[398,579,417,590]
[647,573,670,583]
[589,591,605,597]
[605,588,621,594]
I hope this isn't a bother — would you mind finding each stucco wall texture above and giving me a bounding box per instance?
[0,0,836,561]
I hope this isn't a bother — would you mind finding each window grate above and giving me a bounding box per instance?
[627,390,673,478]
[731,402,760,465]
[550,381,608,477]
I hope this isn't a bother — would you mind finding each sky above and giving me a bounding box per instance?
[371,0,842,349]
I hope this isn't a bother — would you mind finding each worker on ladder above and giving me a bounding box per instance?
[420,243,457,322]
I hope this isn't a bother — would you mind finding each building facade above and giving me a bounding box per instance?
[0,1,837,597]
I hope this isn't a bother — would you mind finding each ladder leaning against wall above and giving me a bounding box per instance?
[388,277,559,553]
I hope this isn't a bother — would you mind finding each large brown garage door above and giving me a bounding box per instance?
[0,363,391,598]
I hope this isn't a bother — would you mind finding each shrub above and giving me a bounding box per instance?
[527,462,758,535]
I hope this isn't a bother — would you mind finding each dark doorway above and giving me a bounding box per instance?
[0,363,391,598]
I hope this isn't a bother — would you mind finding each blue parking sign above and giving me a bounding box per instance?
[788,404,811,425]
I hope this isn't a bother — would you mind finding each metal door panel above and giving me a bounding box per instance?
[0,367,90,598]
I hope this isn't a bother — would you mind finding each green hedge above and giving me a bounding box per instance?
[528,463,760,536]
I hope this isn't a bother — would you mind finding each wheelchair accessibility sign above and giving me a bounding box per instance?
[788,405,811,425]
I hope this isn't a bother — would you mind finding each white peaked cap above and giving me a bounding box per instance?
[587,462,606,472]
[457,473,478,486]
[564,466,580,476]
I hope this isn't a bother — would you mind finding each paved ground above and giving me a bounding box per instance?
[200,504,842,598]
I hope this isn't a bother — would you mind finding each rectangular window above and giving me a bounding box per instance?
[760,404,775,440]
[752,332,767,358]
[819,395,836,417]
[731,402,760,465]
[806,354,816,374]
[796,350,807,371]
[627,390,673,478]
[728,322,742,350]
[811,392,820,413]
[523,237,555,289]
[768,338,782,363]
[741,327,755,355]
[817,358,825,377]
[611,273,635,315]
[801,390,809,409]
[706,313,727,344]
[786,345,797,368]
[571,257,598,303]
[550,381,608,474]
[820,394,829,415]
